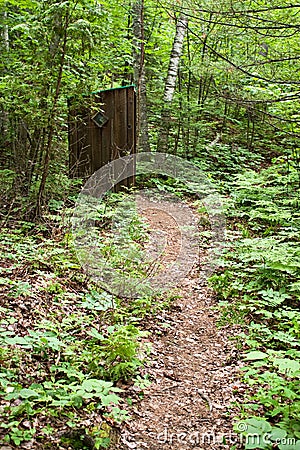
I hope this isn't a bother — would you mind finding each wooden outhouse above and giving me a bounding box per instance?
[68,85,136,181]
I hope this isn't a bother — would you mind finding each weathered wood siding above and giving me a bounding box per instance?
[69,86,136,186]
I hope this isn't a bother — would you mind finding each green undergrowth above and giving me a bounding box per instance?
[209,156,300,449]
[0,196,176,449]
[192,142,265,187]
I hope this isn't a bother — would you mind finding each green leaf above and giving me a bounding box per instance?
[19,388,40,399]
[82,379,109,392]
[278,441,300,450]
[244,351,268,361]
[88,328,105,340]
[245,417,272,433]
[236,418,272,449]
[272,358,300,376]
[269,427,287,441]
[5,336,31,347]
[100,393,120,406]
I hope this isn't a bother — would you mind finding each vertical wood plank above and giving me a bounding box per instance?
[69,86,136,185]
[127,86,136,155]
[126,86,136,187]
[91,94,103,173]
[78,109,91,178]
[68,100,77,177]
[114,88,128,191]
[114,87,127,158]
[101,90,114,169]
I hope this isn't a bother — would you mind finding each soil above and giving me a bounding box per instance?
[115,205,245,450]
[116,277,245,450]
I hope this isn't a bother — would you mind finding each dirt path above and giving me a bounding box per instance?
[116,206,244,450]
[118,277,244,449]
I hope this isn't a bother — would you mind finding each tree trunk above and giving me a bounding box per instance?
[132,0,150,152]
[157,14,187,153]
[34,8,70,218]
[2,10,9,51]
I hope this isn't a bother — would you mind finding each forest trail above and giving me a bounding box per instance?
[117,210,244,450]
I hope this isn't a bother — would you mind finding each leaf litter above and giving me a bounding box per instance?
[117,272,245,450]
[0,206,246,450]
[116,205,245,450]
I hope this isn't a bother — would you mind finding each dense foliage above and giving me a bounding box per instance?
[1,0,300,448]
[210,157,300,449]
[0,207,172,447]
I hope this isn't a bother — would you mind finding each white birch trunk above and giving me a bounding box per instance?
[157,15,187,152]
[163,15,187,103]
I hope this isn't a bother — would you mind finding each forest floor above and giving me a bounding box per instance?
[116,208,246,450]
[117,275,245,450]
[0,201,247,450]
